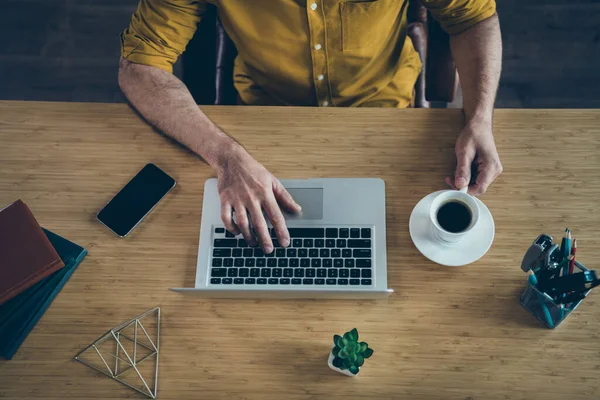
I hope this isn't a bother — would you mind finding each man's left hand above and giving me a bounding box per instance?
[445,120,503,196]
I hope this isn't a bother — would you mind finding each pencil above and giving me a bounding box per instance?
[565,240,578,308]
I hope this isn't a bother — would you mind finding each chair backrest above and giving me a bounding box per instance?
[425,8,458,103]
[182,1,456,106]
[182,4,236,105]
[407,0,457,106]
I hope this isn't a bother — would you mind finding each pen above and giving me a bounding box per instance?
[559,228,568,257]
[561,229,571,277]
[568,239,577,275]
[528,271,554,328]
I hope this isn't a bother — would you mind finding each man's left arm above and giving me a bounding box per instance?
[425,0,502,195]
[447,13,502,195]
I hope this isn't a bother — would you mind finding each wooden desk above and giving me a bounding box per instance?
[1,101,599,400]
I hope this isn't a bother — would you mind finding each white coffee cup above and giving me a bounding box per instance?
[429,187,480,244]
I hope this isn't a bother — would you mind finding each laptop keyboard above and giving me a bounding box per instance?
[209,227,373,287]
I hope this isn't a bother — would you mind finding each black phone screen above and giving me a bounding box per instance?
[97,163,176,237]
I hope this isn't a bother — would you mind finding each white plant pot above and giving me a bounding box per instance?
[328,352,359,377]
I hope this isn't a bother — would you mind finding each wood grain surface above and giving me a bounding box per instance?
[1,101,599,400]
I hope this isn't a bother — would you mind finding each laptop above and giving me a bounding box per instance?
[170,178,392,298]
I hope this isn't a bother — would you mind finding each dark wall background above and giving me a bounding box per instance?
[1,0,599,107]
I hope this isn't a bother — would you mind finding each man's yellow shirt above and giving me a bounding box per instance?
[121,0,495,108]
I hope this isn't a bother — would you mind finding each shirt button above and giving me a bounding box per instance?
[315,43,322,51]
[322,101,329,107]
[317,74,324,81]
[310,2,317,11]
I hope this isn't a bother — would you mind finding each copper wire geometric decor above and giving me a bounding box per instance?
[74,307,160,399]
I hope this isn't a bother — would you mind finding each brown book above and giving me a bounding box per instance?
[0,200,65,305]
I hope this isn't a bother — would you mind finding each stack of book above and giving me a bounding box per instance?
[0,200,87,359]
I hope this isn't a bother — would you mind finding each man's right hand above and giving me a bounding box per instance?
[116,60,300,247]
[216,150,301,254]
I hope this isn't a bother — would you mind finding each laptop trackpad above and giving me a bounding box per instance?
[284,188,323,220]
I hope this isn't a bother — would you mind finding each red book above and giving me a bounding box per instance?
[0,200,64,305]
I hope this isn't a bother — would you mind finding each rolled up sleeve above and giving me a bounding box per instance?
[424,0,496,35]
[120,0,206,73]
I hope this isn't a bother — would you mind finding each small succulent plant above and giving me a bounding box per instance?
[331,328,373,375]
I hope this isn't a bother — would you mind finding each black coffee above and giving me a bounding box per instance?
[436,201,472,233]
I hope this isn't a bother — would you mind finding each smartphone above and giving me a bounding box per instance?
[97,163,176,237]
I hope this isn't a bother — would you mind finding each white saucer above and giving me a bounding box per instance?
[409,191,495,267]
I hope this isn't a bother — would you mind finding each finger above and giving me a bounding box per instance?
[470,164,497,196]
[263,194,290,248]
[247,202,274,253]
[273,179,301,213]
[454,146,476,189]
[233,203,256,246]
[445,176,457,190]
[220,202,240,235]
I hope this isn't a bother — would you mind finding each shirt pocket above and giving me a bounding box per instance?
[340,0,403,52]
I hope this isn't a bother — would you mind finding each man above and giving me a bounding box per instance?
[118,0,503,254]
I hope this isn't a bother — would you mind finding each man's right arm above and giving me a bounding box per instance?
[118,0,299,252]
[118,59,299,253]
[118,57,234,174]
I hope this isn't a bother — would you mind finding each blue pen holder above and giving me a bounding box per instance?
[520,261,589,329]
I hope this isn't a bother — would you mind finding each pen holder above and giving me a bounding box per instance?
[520,261,589,329]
